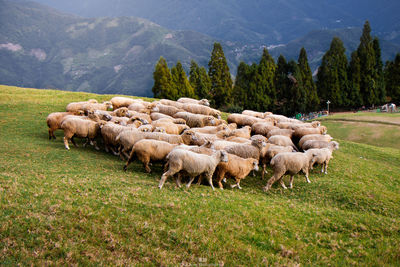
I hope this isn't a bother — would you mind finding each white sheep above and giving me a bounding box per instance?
[305,143,339,174]
[267,135,298,151]
[263,152,314,191]
[177,97,210,106]
[301,140,339,151]
[159,149,228,190]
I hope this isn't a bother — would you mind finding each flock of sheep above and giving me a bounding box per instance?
[46,96,339,191]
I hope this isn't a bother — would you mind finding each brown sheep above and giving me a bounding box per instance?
[173,112,216,128]
[124,139,178,173]
[159,149,228,190]
[263,152,314,191]
[46,110,84,139]
[214,153,259,189]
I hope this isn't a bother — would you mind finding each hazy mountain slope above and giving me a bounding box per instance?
[27,0,400,45]
[0,0,217,96]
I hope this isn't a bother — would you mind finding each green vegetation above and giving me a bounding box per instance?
[1,85,400,265]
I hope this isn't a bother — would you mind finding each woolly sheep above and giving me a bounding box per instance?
[159,99,185,109]
[263,152,314,191]
[267,129,295,139]
[124,139,178,173]
[227,113,264,127]
[241,110,267,119]
[137,124,153,132]
[150,112,174,121]
[298,134,333,149]
[110,96,142,109]
[101,122,127,155]
[173,112,216,128]
[267,135,298,151]
[224,139,266,160]
[305,144,339,174]
[214,153,258,189]
[251,122,278,136]
[81,101,113,112]
[151,120,189,135]
[301,140,339,151]
[182,104,221,118]
[61,114,106,150]
[293,126,327,139]
[155,103,183,116]
[46,110,84,140]
[65,99,98,112]
[191,124,229,134]
[228,126,252,139]
[226,136,251,144]
[159,149,228,190]
[177,97,210,106]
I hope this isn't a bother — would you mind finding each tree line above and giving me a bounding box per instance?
[152,21,400,116]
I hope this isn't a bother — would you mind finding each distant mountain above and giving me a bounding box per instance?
[0,0,219,96]
[25,0,400,45]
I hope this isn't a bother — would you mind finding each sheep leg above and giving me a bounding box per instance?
[206,173,215,191]
[186,175,197,188]
[261,164,267,180]
[279,178,287,189]
[216,170,226,189]
[123,151,135,171]
[289,176,294,188]
[71,137,78,147]
[175,174,182,188]
[234,178,242,189]
[63,137,70,150]
[321,164,324,173]
[48,129,54,140]
[159,169,177,189]
[305,172,311,183]
[263,174,282,192]
[196,174,203,185]
[144,161,152,173]
[92,140,100,150]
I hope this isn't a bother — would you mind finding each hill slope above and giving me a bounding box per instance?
[0,85,399,265]
[0,0,217,96]
[27,0,400,45]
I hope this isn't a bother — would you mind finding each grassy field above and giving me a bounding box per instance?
[1,85,400,266]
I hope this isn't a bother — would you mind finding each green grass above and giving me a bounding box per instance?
[1,85,400,265]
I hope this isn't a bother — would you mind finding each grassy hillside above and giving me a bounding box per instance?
[1,85,400,265]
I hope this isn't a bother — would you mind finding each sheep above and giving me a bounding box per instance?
[251,122,279,136]
[151,120,189,135]
[293,126,327,139]
[109,116,131,126]
[193,130,229,142]
[182,104,221,119]
[155,103,183,116]
[190,124,229,134]
[65,99,98,112]
[224,138,266,161]
[305,144,339,174]
[267,135,298,151]
[81,101,113,112]
[267,129,295,139]
[137,124,153,132]
[100,122,127,155]
[227,113,264,127]
[153,127,166,133]
[226,136,251,144]
[123,139,178,173]
[263,152,314,192]
[276,121,320,130]
[127,101,155,113]
[301,140,339,151]
[46,110,84,139]
[298,134,333,149]
[150,112,174,121]
[266,114,300,124]
[93,110,113,121]
[110,96,142,109]
[159,99,185,109]
[228,126,251,139]
[60,115,106,150]
[173,112,216,128]
[126,111,152,124]
[177,97,210,106]
[250,135,268,143]
[214,153,258,189]
[158,149,228,190]
[241,110,267,119]
[264,145,295,164]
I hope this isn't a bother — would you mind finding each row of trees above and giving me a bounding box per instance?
[152,21,400,116]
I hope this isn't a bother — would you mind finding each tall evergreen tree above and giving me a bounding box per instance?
[317,37,349,109]
[348,51,363,107]
[384,53,400,103]
[255,48,276,111]
[189,60,211,100]
[171,61,195,99]
[208,42,233,107]
[298,47,319,111]
[152,57,175,99]
[274,55,290,114]
[233,62,251,109]
[357,21,378,106]
[373,37,386,104]
[287,60,306,115]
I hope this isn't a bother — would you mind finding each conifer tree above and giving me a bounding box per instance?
[317,37,349,108]
[171,61,195,99]
[255,48,276,111]
[357,21,378,106]
[274,55,290,114]
[384,53,400,102]
[298,47,319,111]
[233,62,251,109]
[287,60,306,115]
[373,37,386,104]
[348,51,363,107]
[189,60,211,100]
[208,42,233,107]
[152,57,175,99]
